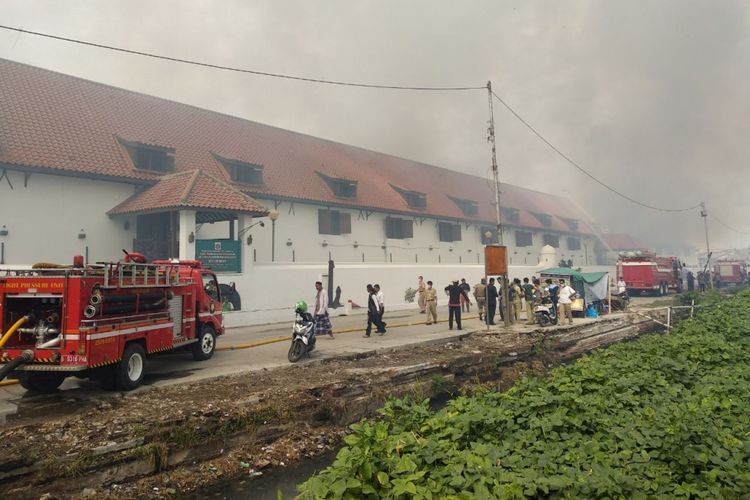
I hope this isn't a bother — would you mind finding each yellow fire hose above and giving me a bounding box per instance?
[0,315,30,349]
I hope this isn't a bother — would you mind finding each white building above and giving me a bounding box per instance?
[0,58,604,324]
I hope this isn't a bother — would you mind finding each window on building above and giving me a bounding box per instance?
[438,222,461,242]
[531,212,552,227]
[567,237,581,250]
[543,234,560,247]
[317,172,357,198]
[385,217,413,239]
[501,207,520,224]
[561,217,579,231]
[119,138,175,173]
[318,209,351,235]
[448,196,478,217]
[515,230,533,247]
[213,153,263,184]
[391,184,427,209]
[480,226,499,245]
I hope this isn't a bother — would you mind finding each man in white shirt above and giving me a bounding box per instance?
[557,279,577,325]
[374,284,387,333]
[314,281,334,338]
[617,278,627,294]
[365,284,386,337]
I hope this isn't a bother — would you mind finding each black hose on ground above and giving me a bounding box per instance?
[0,350,33,382]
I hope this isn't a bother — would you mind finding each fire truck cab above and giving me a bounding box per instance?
[0,256,224,392]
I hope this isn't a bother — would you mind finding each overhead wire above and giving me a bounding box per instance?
[0,24,484,92]
[489,89,702,213]
[3,23,737,226]
[710,214,750,236]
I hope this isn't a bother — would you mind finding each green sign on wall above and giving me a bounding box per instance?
[196,239,241,273]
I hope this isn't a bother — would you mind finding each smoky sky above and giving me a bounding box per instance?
[1,0,749,258]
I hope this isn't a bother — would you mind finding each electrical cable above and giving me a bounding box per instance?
[710,214,750,235]
[0,24,485,92]
[490,90,703,213]
[0,24,725,220]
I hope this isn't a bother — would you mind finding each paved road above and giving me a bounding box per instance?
[1,298,662,422]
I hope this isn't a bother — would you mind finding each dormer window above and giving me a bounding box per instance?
[391,185,426,209]
[119,138,174,173]
[531,212,552,227]
[317,172,357,198]
[501,207,520,224]
[448,196,478,217]
[213,153,263,185]
[561,217,579,231]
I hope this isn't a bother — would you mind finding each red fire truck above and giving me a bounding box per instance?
[618,252,683,296]
[713,260,748,287]
[0,253,223,392]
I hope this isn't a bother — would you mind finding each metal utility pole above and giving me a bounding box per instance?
[700,201,713,288]
[487,81,511,327]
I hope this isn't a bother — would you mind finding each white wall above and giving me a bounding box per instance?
[0,170,137,264]
[217,259,590,327]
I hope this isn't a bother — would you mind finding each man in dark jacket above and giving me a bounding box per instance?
[364,284,386,337]
[486,277,498,325]
[444,280,471,330]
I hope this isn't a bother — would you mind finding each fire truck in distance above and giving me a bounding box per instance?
[617,251,683,296]
[712,260,748,287]
[0,251,223,392]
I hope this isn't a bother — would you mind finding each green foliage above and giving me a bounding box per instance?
[299,290,750,498]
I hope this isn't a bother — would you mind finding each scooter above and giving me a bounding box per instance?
[534,297,558,327]
[288,305,316,363]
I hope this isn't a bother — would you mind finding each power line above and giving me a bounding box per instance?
[0,24,485,92]
[711,214,750,236]
[490,89,702,213]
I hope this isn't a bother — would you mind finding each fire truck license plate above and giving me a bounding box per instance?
[63,354,88,364]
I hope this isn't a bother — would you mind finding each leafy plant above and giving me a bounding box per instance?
[299,289,750,498]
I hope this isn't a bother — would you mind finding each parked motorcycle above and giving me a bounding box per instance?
[534,297,558,327]
[288,300,316,362]
[611,290,630,311]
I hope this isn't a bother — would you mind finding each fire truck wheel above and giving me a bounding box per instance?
[18,371,66,393]
[115,343,146,391]
[192,326,216,361]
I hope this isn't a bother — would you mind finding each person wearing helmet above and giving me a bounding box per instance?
[314,281,334,338]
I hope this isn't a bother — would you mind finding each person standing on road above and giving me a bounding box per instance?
[364,284,385,337]
[417,276,426,313]
[314,281,334,339]
[557,279,577,325]
[445,280,471,330]
[374,284,386,331]
[523,278,536,325]
[424,280,438,325]
[546,278,559,317]
[473,278,487,322]
[460,278,471,313]
[687,271,695,292]
[486,277,498,325]
[512,278,523,323]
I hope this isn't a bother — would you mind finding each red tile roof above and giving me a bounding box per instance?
[600,233,645,250]
[0,58,595,235]
[108,170,268,215]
